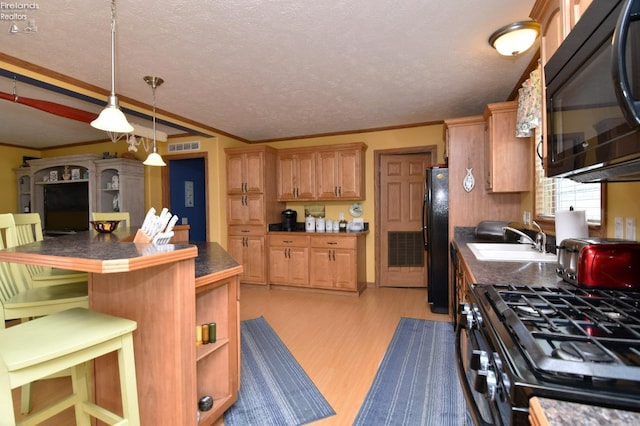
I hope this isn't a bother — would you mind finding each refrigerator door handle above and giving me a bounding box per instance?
[422,185,429,250]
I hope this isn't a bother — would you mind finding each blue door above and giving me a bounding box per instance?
[168,157,207,241]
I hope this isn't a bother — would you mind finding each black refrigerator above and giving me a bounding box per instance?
[422,167,449,314]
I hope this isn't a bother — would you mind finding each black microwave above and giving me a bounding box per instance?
[545,0,640,182]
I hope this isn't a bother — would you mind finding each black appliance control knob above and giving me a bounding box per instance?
[470,350,489,371]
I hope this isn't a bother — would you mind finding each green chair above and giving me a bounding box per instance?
[11,213,88,286]
[0,308,140,426]
[91,211,131,228]
[0,213,88,414]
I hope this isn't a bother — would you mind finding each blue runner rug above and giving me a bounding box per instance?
[224,317,335,425]
[354,318,472,426]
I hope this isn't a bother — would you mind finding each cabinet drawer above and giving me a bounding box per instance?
[310,235,356,250]
[228,225,265,236]
[268,234,309,247]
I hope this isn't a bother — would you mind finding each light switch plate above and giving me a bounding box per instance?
[615,217,624,239]
[626,217,636,241]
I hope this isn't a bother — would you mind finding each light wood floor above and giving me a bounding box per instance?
[11,285,451,425]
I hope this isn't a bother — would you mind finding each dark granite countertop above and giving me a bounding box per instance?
[453,227,567,287]
[192,241,240,279]
[453,226,638,423]
[535,397,640,426]
[1,228,238,279]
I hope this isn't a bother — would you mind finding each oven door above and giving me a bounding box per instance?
[456,310,510,426]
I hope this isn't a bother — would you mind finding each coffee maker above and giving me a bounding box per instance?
[281,209,297,232]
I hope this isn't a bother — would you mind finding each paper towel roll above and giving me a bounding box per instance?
[555,210,588,247]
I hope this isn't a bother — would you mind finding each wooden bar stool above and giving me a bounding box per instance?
[0,308,140,426]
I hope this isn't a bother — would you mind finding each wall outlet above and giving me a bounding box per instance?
[615,217,624,239]
[626,217,636,241]
[182,217,189,225]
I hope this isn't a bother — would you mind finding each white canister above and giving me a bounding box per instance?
[325,219,333,232]
[316,216,325,233]
[305,215,315,232]
[332,220,339,233]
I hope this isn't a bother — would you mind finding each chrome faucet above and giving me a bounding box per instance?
[532,221,547,254]
[503,222,547,253]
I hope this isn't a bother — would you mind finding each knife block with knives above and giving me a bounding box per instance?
[135,207,179,245]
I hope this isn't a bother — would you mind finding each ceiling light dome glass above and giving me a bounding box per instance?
[143,152,166,167]
[91,95,134,133]
[489,21,540,56]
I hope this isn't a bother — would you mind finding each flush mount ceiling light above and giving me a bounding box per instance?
[90,0,134,137]
[142,76,166,167]
[489,21,540,56]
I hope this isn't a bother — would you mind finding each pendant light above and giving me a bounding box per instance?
[91,0,134,135]
[489,21,540,56]
[142,76,166,167]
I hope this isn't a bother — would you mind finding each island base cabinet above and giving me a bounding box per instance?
[195,276,239,425]
[89,259,197,426]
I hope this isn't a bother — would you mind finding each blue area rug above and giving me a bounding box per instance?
[224,317,335,425]
[354,318,472,426]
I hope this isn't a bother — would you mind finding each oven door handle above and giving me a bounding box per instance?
[455,323,496,426]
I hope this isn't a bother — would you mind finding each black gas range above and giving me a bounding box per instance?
[456,284,640,425]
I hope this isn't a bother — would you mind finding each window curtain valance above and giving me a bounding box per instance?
[516,64,542,138]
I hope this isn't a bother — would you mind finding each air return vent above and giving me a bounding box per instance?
[167,141,201,152]
[388,231,424,267]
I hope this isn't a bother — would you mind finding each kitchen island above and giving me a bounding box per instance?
[0,228,241,425]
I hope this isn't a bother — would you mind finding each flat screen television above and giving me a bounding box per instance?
[43,182,89,232]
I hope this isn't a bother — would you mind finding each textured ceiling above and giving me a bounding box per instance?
[0,0,537,148]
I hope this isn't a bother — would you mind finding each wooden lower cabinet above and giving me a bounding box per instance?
[228,226,267,285]
[268,234,309,286]
[268,232,367,293]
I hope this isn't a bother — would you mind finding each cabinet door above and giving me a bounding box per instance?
[226,153,246,194]
[227,235,246,276]
[268,246,290,284]
[332,249,356,290]
[484,102,531,193]
[287,246,309,286]
[309,248,333,288]
[277,154,297,200]
[244,236,266,283]
[244,151,265,193]
[336,149,362,199]
[315,151,339,199]
[295,152,316,200]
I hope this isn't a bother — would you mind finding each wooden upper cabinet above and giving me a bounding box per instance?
[316,143,367,200]
[483,102,532,193]
[531,0,593,65]
[226,147,270,194]
[568,0,593,31]
[277,142,367,201]
[277,150,316,201]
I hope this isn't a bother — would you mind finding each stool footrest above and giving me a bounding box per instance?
[17,394,76,426]
[83,400,127,425]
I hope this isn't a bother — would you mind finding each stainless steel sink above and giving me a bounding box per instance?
[466,243,557,263]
